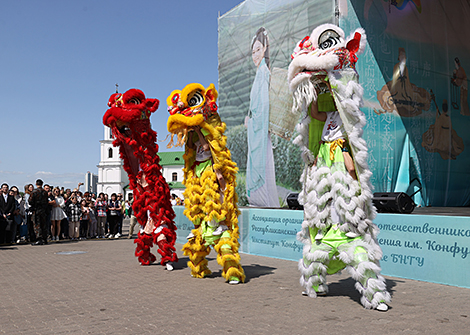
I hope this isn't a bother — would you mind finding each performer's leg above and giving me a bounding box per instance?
[155,229,178,268]
[186,218,202,239]
[344,245,391,310]
[134,231,156,265]
[182,232,211,278]
[214,237,245,284]
[207,218,227,236]
[298,240,331,297]
[134,212,158,265]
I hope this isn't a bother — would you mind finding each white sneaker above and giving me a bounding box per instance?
[115,233,121,238]
[165,262,174,271]
[345,231,360,238]
[302,290,326,296]
[376,303,389,312]
[213,225,228,236]
[186,232,195,239]
[108,234,114,239]
[315,230,324,240]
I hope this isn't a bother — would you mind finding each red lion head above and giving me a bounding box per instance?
[102,88,160,180]
[103,88,159,130]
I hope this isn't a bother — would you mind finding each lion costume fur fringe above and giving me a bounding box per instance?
[167,83,245,282]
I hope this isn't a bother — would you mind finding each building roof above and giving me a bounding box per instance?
[158,151,184,166]
[168,181,185,189]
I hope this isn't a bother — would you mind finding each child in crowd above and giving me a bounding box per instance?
[107,193,121,239]
[95,193,107,238]
[79,199,90,240]
[67,196,81,240]
[88,202,98,238]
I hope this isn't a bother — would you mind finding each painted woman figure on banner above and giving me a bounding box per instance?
[288,24,391,311]
[422,92,464,160]
[451,57,470,116]
[245,27,280,207]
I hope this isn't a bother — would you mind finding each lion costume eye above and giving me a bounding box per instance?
[128,97,141,105]
[187,90,204,107]
[318,30,341,50]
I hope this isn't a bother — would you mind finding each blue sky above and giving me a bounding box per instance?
[0,0,242,190]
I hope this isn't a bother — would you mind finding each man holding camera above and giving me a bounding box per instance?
[0,183,16,245]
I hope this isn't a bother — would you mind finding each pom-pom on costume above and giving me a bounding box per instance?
[288,24,391,310]
[103,88,178,268]
[167,83,245,284]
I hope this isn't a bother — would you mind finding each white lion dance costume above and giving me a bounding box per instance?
[288,24,391,311]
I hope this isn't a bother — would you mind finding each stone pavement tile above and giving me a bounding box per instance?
[1,239,470,334]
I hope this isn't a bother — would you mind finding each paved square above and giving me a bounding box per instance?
[1,237,469,334]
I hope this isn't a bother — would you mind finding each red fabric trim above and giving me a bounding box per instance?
[103,88,178,265]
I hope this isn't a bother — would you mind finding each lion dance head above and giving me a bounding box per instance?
[166,83,219,148]
[103,88,160,184]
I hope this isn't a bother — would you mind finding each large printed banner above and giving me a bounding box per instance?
[218,0,470,207]
[248,208,303,261]
[341,0,470,206]
[218,0,334,208]
[173,208,470,288]
[375,214,470,288]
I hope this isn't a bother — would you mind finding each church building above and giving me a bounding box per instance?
[96,125,184,200]
[96,126,129,197]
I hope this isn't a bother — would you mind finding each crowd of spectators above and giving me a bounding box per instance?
[0,179,134,246]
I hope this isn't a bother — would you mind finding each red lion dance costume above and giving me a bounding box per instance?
[103,88,178,270]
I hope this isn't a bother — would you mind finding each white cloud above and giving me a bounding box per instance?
[0,170,26,175]
[34,171,54,175]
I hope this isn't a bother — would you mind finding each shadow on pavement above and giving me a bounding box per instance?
[328,277,398,307]
[243,263,276,283]
[202,264,277,282]
[0,246,18,250]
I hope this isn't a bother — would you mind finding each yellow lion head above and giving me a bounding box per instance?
[167,83,219,147]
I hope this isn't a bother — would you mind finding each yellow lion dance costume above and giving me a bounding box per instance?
[167,83,245,284]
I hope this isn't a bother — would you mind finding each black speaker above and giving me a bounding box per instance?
[373,192,416,214]
[286,193,303,210]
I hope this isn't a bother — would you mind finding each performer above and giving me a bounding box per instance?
[167,83,245,284]
[103,88,178,270]
[288,24,391,311]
